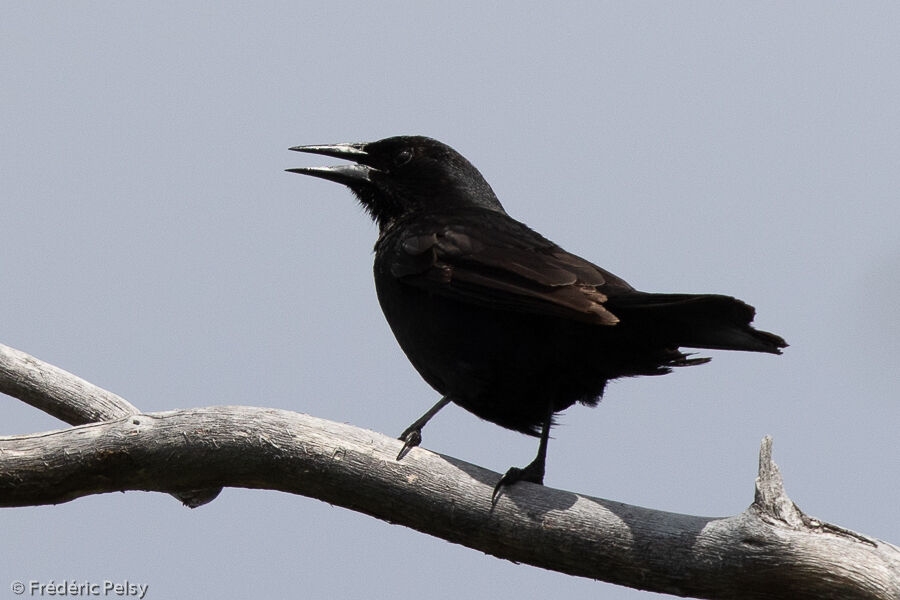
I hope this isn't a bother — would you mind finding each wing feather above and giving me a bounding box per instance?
[387,216,628,326]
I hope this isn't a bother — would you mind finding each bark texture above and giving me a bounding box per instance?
[1,343,897,599]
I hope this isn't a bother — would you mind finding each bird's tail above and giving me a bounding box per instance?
[605,293,787,354]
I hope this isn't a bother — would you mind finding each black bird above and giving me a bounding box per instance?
[288,135,786,501]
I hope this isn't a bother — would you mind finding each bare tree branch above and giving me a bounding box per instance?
[0,343,220,507]
[1,343,898,599]
[0,344,138,424]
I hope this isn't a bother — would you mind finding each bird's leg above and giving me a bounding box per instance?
[396,395,452,460]
[491,403,554,504]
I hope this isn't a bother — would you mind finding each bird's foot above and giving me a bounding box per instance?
[491,461,545,505]
[396,427,422,460]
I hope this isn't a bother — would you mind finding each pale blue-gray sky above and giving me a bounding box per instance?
[2,3,898,599]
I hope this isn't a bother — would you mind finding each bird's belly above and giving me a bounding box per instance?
[374,277,608,435]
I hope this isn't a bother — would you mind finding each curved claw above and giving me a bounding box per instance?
[396,428,422,460]
[491,467,523,504]
[394,396,452,461]
[491,463,545,505]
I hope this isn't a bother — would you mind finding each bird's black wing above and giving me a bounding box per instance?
[383,211,633,326]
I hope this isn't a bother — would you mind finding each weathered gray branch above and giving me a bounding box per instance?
[1,343,898,599]
[0,343,220,507]
[0,344,138,424]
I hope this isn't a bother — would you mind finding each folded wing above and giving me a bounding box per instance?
[386,213,630,326]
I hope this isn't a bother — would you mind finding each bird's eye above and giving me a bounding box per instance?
[394,148,413,166]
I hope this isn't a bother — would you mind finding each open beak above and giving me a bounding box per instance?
[287,143,373,185]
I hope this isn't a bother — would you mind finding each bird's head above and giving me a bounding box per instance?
[288,136,506,231]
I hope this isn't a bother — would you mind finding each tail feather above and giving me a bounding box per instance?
[605,293,787,355]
